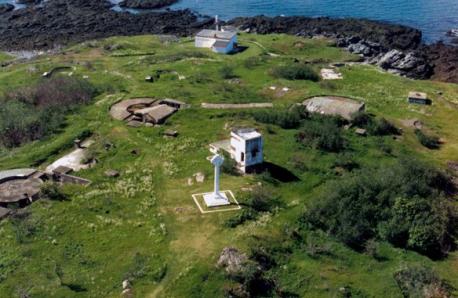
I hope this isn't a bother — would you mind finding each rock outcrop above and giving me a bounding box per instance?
[228,16,458,82]
[0,0,203,50]
[0,4,14,14]
[119,0,178,9]
[217,247,248,275]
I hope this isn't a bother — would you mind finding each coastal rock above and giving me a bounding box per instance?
[0,1,455,83]
[0,4,14,14]
[0,0,199,50]
[16,0,42,4]
[378,50,405,68]
[119,0,178,9]
[423,42,458,83]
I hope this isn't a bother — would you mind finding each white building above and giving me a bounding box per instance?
[210,128,263,173]
[195,29,237,54]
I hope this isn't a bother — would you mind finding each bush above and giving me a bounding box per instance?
[40,182,68,201]
[0,76,96,148]
[251,106,307,129]
[394,266,453,298]
[302,158,457,258]
[219,65,237,79]
[220,151,239,176]
[296,118,345,152]
[246,186,279,212]
[351,112,399,136]
[123,253,167,282]
[368,118,399,136]
[244,56,265,69]
[271,64,319,81]
[224,209,256,228]
[415,129,440,149]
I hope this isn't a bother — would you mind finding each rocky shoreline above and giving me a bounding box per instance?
[0,0,456,83]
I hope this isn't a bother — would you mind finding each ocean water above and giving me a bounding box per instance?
[1,0,457,43]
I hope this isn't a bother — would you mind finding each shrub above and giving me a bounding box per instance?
[394,266,453,298]
[271,64,319,81]
[40,182,68,201]
[246,186,279,212]
[351,112,399,136]
[0,76,96,148]
[220,151,239,176]
[244,56,265,69]
[224,209,257,228]
[10,213,38,244]
[219,65,237,79]
[368,118,399,136]
[123,253,167,282]
[251,106,307,129]
[296,118,345,152]
[415,129,440,149]
[302,158,457,258]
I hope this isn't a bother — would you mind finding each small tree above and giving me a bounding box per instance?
[415,129,440,149]
[40,182,68,201]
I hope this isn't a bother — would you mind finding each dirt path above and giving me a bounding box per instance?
[201,102,273,109]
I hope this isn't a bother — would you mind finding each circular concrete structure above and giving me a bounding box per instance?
[109,98,156,121]
[0,169,43,207]
[0,178,43,204]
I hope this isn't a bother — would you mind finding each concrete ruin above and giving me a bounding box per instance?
[110,98,187,126]
[0,169,44,208]
[320,68,343,80]
[302,96,365,120]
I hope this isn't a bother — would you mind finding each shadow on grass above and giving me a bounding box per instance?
[250,162,300,183]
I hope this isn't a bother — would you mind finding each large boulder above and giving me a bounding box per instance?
[217,247,248,275]
[378,49,405,69]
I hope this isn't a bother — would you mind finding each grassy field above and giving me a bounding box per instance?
[0,33,457,297]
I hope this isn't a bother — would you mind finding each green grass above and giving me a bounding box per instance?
[0,51,12,63]
[0,33,457,297]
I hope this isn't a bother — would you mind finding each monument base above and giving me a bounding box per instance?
[203,192,231,207]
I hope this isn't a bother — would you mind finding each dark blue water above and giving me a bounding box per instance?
[170,0,458,43]
[1,0,457,43]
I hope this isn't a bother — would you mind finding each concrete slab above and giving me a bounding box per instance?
[203,192,230,207]
[192,190,241,214]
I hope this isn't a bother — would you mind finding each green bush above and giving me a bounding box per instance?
[394,266,453,298]
[415,129,440,149]
[40,182,68,201]
[224,209,257,228]
[123,253,167,282]
[296,118,345,152]
[243,56,265,69]
[0,76,96,148]
[219,65,238,79]
[251,106,307,129]
[271,64,319,81]
[302,158,457,258]
[246,186,280,212]
[220,151,239,176]
[351,112,399,136]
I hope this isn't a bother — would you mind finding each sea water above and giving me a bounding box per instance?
[1,0,457,42]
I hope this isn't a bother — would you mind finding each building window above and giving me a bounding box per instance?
[241,152,245,162]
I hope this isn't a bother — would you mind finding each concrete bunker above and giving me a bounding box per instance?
[301,96,365,120]
[110,98,187,126]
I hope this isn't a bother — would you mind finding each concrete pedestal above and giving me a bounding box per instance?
[203,192,230,207]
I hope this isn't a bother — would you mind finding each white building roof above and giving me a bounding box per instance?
[196,29,236,40]
[233,128,262,140]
